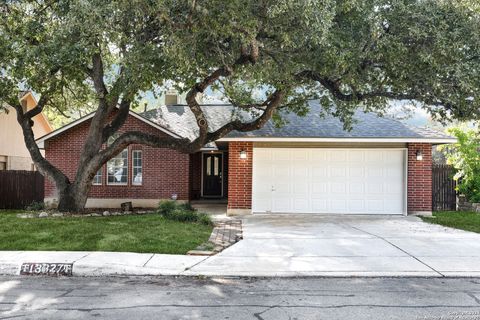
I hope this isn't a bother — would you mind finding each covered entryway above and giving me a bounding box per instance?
[252,148,406,214]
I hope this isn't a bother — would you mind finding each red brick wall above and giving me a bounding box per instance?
[227,142,253,209]
[407,143,432,213]
[44,112,190,201]
[189,152,202,200]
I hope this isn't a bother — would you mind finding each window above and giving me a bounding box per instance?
[0,156,7,171]
[132,150,142,185]
[93,169,102,185]
[107,149,128,185]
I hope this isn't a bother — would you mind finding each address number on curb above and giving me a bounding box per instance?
[20,263,73,276]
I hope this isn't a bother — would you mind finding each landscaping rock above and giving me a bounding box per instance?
[102,211,110,216]
[52,213,63,217]
[91,213,101,217]
[38,212,49,218]
[17,214,33,219]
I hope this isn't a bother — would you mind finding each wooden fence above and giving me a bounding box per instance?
[432,164,456,211]
[0,171,44,209]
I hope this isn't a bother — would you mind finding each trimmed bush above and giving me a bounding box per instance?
[198,213,213,226]
[25,201,45,211]
[157,200,213,225]
[158,200,177,215]
[165,208,199,223]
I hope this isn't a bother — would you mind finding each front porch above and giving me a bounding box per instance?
[189,148,229,201]
[189,142,252,216]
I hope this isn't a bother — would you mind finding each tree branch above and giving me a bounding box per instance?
[204,89,285,143]
[185,40,261,143]
[101,98,131,142]
[10,101,70,187]
[297,70,417,101]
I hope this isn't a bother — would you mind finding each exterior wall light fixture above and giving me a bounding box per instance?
[239,150,247,159]
[416,150,423,161]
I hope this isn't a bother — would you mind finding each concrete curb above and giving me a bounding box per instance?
[0,251,208,277]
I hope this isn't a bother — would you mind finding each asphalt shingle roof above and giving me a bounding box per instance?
[141,100,452,141]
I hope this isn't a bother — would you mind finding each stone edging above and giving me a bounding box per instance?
[17,210,156,219]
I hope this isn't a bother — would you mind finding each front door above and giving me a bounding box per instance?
[203,153,223,197]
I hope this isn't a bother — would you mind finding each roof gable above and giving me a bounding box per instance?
[36,109,182,148]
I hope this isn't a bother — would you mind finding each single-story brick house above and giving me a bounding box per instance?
[36,100,455,215]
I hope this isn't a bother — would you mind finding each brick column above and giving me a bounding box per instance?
[407,143,432,214]
[227,142,253,215]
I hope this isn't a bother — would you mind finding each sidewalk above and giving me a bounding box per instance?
[0,251,209,276]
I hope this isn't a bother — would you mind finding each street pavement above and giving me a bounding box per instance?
[0,276,479,319]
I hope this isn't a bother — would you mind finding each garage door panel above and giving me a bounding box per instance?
[312,199,328,211]
[253,148,405,214]
[330,199,347,212]
[272,149,290,161]
[312,182,328,194]
[311,151,328,161]
[330,167,346,177]
[348,150,365,162]
[329,150,347,162]
[272,198,292,212]
[366,151,384,162]
[349,183,365,194]
[293,183,308,194]
[349,167,365,178]
[349,199,366,212]
[331,183,347,193]
[294,199,310,211]
[366,183,383,193]
[312,165,328,176]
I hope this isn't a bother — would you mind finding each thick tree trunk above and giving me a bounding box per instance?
[57,184,90,213]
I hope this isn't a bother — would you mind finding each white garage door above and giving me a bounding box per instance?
[252,148,406,214]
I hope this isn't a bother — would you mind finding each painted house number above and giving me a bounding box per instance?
[20,263,73,276]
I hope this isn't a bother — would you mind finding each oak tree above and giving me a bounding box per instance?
[0,0,479,211]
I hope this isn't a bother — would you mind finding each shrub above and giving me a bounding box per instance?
[164,208,199,223]
[158,200,177,215]
[198,213,213,226]
[157,200,212,225]
[441,127,480,202]
[177,202,196,212]
[25,201,45,211]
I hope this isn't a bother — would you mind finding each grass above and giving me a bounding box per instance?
[0,210,213,254]
[421,211,480,234]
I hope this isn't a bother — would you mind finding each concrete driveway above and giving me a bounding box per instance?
[187,214,480,277]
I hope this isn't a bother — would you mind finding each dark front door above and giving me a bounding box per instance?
[203,153,223,197]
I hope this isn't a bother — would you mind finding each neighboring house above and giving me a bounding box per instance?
[0,92,53,171]
[36,100,455,215]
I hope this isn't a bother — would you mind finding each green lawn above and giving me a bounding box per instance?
[0,210,213,254]
[421,211,480,234]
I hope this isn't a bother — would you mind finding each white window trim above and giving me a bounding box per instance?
[132,150,143,186]
[107,149,129,186]
[92,168,103,185]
